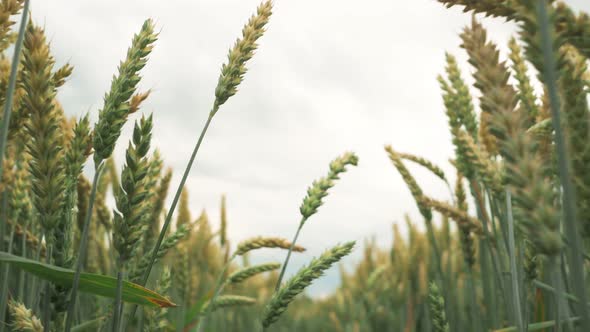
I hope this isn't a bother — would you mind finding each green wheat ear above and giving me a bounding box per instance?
[212,0,273,115]
[300,152,358,221]
[385,145,431,221]
[22,20,67,241]
[65,114,93,178]
[227,263,281,284]
[397,152,446,182]
[113,114,153,266]
[200,295,257,315]
[262,242,356,329]
[92,19,157,166]
[438,54,480,175]
[428,283,450,332]
[66,21,159,327]
[139,1,276,303]
[273,151,358,295]
[508,37,538,124]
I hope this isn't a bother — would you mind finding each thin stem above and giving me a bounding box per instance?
[421,217,456,331]
[0,183,5,254]
[140,114,213,286]
[0,12,29,308]
[493,316,580,332]
[127,114,215,325]
[0,0,30,181]
[29,234,43,309]
[532,279,590,306]
[64,162,104,332]
[471,183,496,329]
[70,317,107,332]
[444,233,458,330]
[519,246,528,332]
[537,1,590,330]
[480,230,497,329]
[275,220,304,291]
[18,219,28,300]
[550,255,572,332]
[176,292,186,332]
[559,251,574,332]
[485,191,511,316]
[0,192,6,332]
[492,195,511,258]
[466,268,481,332]
[424,220,444,281]
[486,191,503,260]
[0,222,15,332]
[445,180,455,206]
[137,307,144,332]
[42,243,52,332]
[113,269,124,332]
[506,191,524,332]
[196,254,236,332]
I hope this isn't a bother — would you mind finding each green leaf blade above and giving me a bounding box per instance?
[0,251,176,308]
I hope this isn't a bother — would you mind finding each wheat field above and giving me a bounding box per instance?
[1,0,590,331]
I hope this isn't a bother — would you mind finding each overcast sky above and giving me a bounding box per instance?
[33,0,589,296]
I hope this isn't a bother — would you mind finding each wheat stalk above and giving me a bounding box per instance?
[140,4,275,307]
[65,19,158,332]
[274,152,358,292]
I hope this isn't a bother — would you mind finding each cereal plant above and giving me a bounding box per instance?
[266,1,590,331]
[0,1,357,331]
[2,0,590,331]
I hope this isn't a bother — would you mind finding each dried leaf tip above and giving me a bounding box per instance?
[130,89,152,114]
